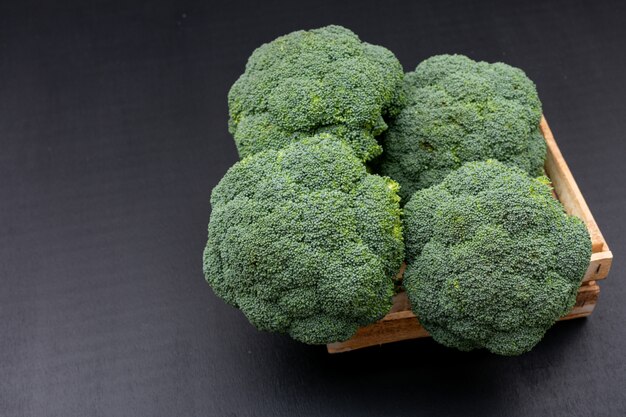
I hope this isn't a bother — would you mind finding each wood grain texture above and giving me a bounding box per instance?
[583,251,614,282]
[328,116,613,354]
[327,284,601,353]
[542,117,608,252]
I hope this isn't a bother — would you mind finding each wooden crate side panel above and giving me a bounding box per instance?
[326,313,429,353]
[541,117,607,253]
[328,283,600,353]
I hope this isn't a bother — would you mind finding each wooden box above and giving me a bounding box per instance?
[327,116,614,354]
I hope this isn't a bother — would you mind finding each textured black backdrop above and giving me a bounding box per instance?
[1,1,625,416]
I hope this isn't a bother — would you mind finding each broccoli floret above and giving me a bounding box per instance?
[403,160,591,355]
[203,134,404,344]
[228,25,405,162]
[378,54,546,201]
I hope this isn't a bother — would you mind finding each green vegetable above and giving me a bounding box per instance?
[403,160,591,355]
[378,54,546,201]
[228,25,405,162]
[203,134,404,344]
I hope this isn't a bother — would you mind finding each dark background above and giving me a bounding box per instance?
[1,1,624,416]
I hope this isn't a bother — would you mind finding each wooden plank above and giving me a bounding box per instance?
[327,313,428,354]
[574,281,600,305]
[541,116,607,253]
[582,251,613,282]
[328,283,600,353]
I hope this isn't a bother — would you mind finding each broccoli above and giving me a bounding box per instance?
[203,134,404,344]
[403,160,591,355]
[228,25,405,162]
[378,54,546,201]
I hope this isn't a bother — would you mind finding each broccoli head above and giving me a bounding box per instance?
[378,54,546,201]
[403,160,591,355]
[203,134,404,344]
[228,25,405,162]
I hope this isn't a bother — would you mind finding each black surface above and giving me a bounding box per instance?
[1,1,625,416]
